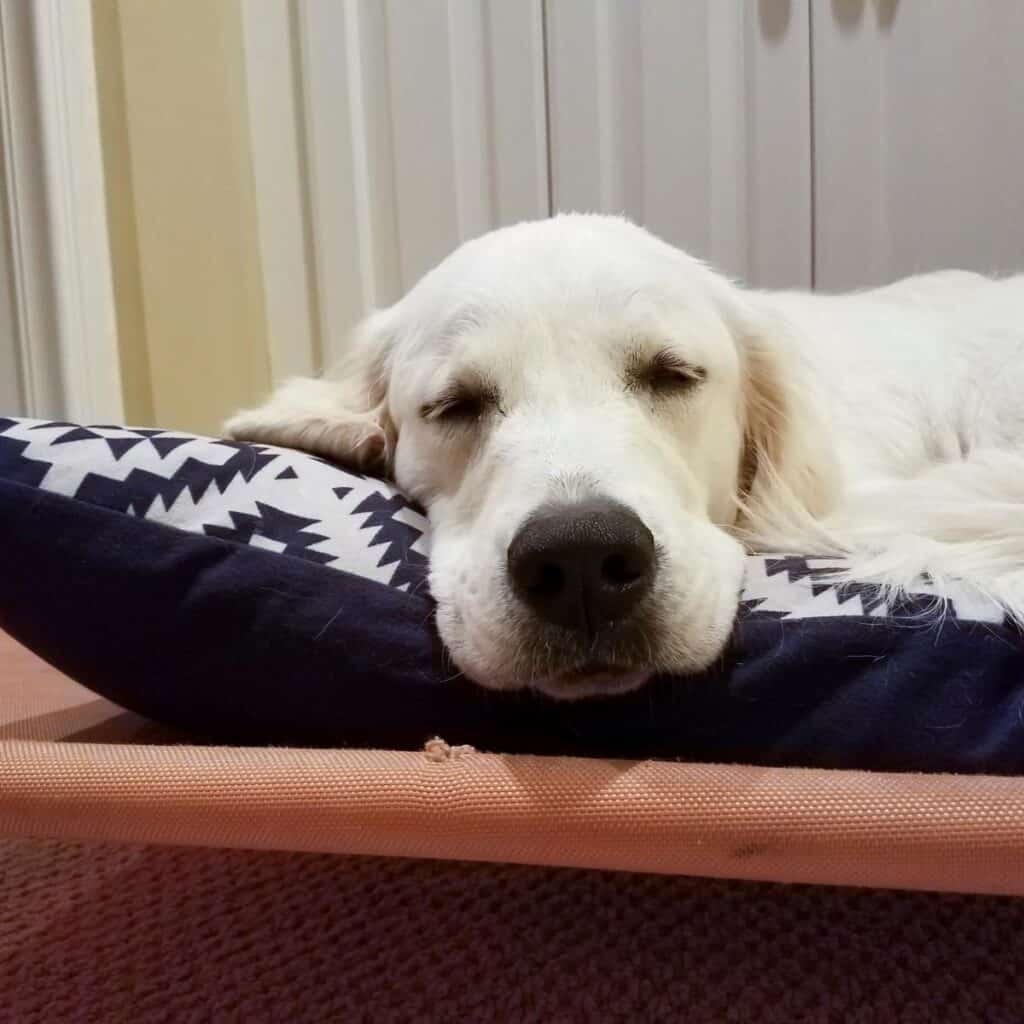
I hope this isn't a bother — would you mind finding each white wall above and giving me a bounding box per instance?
[546,0,812,288]
[813,0,1024,290]
[0,165,25,415]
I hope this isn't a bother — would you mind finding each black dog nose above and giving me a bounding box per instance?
[507,499,656,634]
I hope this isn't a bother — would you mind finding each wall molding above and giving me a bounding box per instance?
[0,0,123,423]
[297,0,402,366]
[240,0,320,381]
[0,0,62,417]
[33,0,123,422]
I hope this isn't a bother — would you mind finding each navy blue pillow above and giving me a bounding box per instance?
[2,416,1023,773]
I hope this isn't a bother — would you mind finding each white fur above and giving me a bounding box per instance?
[226,215,1024,697]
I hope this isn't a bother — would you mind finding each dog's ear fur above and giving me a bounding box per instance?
[731,302,840,539]
[224,311,396,475]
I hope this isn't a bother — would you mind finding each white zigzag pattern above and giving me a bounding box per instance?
[740,555,1004,623]
[4,421,238,496]
[5,420,427,588]
[739,557,878,618]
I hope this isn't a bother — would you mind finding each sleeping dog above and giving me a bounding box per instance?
[227,214,1024,698]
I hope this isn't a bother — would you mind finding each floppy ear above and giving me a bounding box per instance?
[224,311,396,475]
[733,303,840,537]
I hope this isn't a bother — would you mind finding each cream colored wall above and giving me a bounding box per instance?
[92,0,151,426]
[93,0,270,435]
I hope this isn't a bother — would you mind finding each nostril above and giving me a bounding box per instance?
[601,552,645,586]
[529,561,565,599]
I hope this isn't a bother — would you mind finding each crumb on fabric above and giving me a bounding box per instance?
[423,737,476,762]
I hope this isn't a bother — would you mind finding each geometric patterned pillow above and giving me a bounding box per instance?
[1,416,1022,774]
[0,417,1006,623]
[0,416,430,590]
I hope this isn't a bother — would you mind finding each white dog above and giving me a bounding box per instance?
[226,215,1024,698]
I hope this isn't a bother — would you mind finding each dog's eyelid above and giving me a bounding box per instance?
[420,380,499,423]
[652,349,706,379]
[419,392,473,421]
[626,348,707,393]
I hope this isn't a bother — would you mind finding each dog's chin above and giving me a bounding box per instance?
[530,666,654,701]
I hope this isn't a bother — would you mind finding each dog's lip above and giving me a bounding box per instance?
[533,664,653,700]
[556,661,623,683]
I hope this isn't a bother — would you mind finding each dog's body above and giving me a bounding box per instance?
[227,215,1024,697]
[744,271,1024,556]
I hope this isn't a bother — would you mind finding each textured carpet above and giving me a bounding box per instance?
[2,838,1022,1023]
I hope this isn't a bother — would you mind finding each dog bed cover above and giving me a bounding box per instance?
[1,416,1022,774]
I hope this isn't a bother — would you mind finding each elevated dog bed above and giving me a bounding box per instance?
[1,417,1023,895]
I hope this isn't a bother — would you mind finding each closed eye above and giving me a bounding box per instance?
[420,383,499,425]
[627,348,706,396]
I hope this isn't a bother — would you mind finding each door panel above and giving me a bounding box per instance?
[813,0,1024,290]
[546,0,813,288]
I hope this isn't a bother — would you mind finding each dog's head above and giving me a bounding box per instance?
[227,215,833,698]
